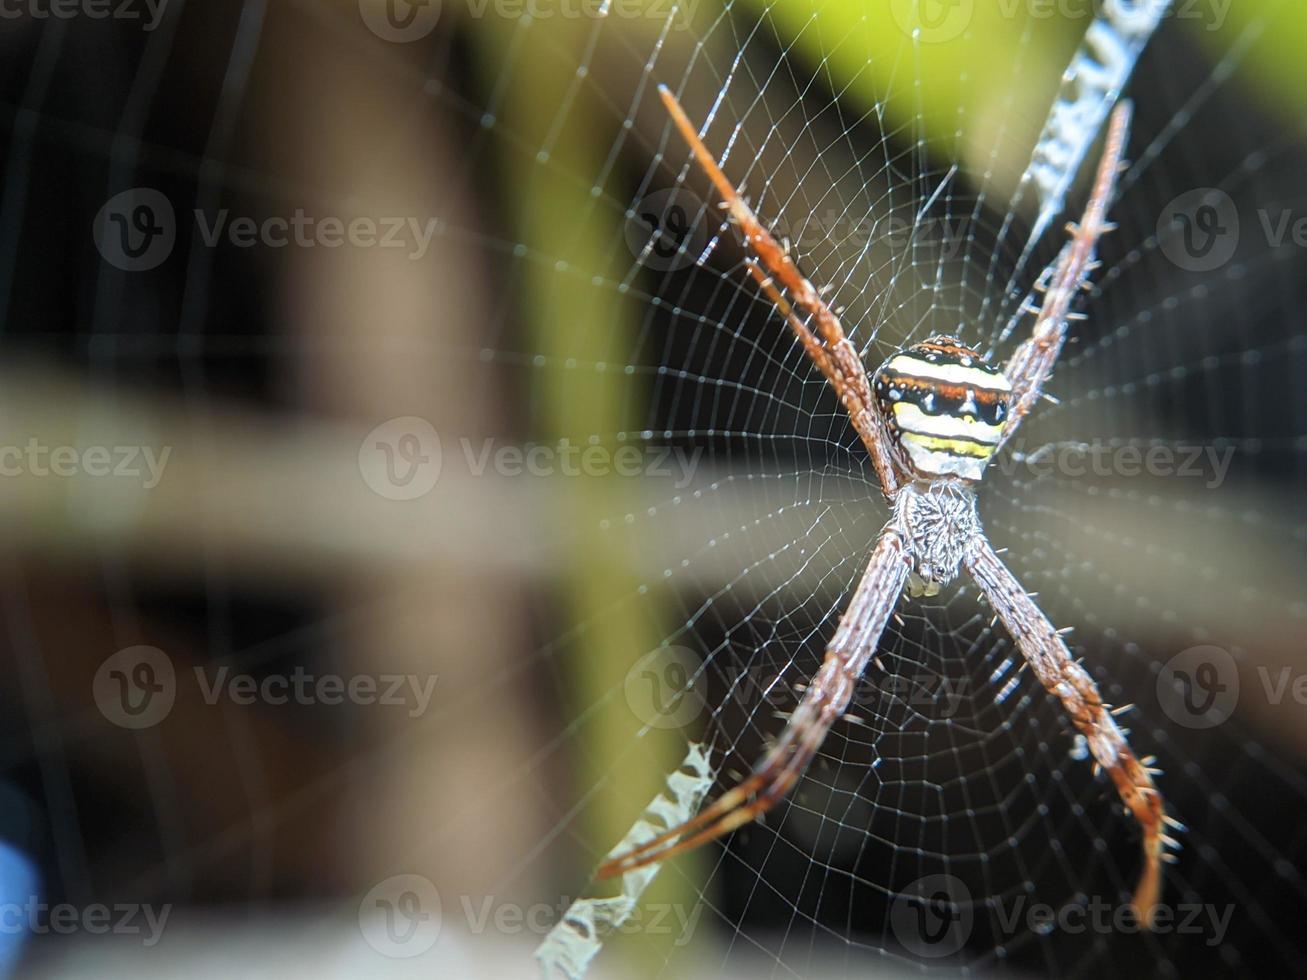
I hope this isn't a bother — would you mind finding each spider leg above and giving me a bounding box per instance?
[965,535,1168,927]
[658,85,903,497]
[998,101,1132,452]
[597,528,911,879]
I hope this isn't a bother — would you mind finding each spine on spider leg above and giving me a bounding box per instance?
[965,538,1168,928]
[1045,645,1166,925]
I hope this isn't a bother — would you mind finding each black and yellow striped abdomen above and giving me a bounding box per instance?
[874,337,1012,481]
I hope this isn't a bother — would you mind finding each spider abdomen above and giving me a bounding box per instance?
[874,336,1012,481]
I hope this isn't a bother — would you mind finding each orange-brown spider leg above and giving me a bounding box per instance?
[966,535,1176,927]
[657,84,902,498]
[598,530,910,880]
[999,101,1132,452]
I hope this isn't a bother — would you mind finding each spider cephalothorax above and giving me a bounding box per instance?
[602,89,1172,928]
[874,336,1012,482]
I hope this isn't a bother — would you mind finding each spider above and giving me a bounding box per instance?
[598,85,1181,927]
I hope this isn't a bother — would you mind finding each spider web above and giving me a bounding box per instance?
[1,1,1305,979]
